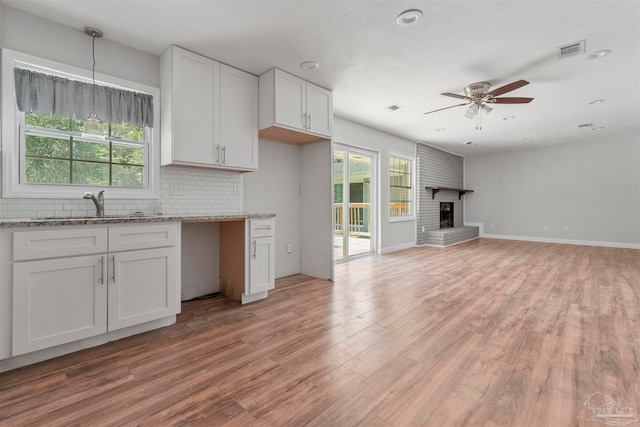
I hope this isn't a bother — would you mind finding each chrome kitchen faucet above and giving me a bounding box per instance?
[83,190,105,217]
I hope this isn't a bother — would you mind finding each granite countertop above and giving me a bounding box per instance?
[0,213,275,228]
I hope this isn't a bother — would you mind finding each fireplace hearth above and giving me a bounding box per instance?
[440,202,454,228]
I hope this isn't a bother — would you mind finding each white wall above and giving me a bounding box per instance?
[300,140,333,279]
[243,139,302,278]
[465,132,640,248]
[333,116,417,254]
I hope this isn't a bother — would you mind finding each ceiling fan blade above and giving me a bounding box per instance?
[492,97,534,104]
[423,102,469,115]
[487,80,529,97]
[441,92,468,100]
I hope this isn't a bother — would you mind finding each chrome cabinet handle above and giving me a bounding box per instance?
[252,239,257,259]
[111,255,116,282]
[216,145,221,164]
[255,225,272,230]
[222,146,226,165]
[99,257,104,284]
[308,114,311,130]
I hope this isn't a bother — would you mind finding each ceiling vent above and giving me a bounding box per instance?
[387,104,402,111]
[558,40,586,59]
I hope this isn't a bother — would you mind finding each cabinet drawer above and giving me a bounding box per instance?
[14,228,108,261]
[249,219,274,238]
[108,223,178,252]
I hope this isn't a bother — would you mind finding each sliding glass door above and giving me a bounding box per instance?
[333,145,376,261]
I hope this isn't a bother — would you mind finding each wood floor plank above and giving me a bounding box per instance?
[0,239,638,426]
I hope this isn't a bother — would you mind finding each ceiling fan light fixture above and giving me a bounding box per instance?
[465,104,479,119]
[481,104,493,115]
[396,9,423,26]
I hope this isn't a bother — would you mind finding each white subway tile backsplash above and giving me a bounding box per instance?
[0,165,244,219]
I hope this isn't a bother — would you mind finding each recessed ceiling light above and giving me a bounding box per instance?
[396,9,423,26]
[436,128,446,132]
[522,136,534,140]
[300,61,320,71]
[588,99,605,105]
[592,126,605,131]
[587,49,612,59]
[503,116,516,121]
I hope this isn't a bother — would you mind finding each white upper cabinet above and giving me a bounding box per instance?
[259,68,333,145]
[220,64,259,170]
[161,45,258,171]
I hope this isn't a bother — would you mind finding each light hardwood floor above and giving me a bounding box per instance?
[1,238,639,426]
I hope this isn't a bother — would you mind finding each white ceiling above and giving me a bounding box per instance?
[3,0,639,156]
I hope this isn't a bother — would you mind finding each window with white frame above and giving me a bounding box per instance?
[389,153,415,219]
[2,49,160,199]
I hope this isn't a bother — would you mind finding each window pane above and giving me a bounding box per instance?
[73,140,110,162]
[25,134,70,159]
[72,162,109,185]
[26,158,70,184]
[25,113,70,131]
[112,165,144,187]
[111,124,145,142]
[112,143,144,165]
[389,155,413,217]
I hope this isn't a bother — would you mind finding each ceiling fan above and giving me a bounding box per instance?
[424,80,534,129]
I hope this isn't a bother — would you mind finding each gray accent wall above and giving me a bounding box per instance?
[465,132,640,247]
[417,144,465,246]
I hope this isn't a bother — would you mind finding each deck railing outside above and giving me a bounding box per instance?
[334,203,371,235]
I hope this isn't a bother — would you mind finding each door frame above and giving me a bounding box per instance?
[332,142,378,263]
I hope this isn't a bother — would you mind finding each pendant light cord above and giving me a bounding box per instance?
[91,32,96,112]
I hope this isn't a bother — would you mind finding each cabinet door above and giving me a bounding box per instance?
[108,247,178,331]
[249,236,275,294]
[220,64,258,170]
[172,48,221,165]
[12,255,107,356]
[274,69,306,131]
[306,82,333,137]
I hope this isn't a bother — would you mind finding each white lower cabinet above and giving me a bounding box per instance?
[13,255,108,355]
[108,247,177,331]
[219,218,275,304]
[10,223,180,357]
[248,221,275,296]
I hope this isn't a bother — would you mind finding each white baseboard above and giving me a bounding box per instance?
[480,233,640,250]
[378,241,416,254]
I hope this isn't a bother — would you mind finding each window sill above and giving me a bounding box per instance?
[388,215,416,223]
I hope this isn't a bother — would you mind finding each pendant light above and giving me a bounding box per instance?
[82,27,105,138]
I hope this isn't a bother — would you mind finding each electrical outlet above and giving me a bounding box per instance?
[286,243,293,254]
[233,183,241,195]
[421,226,425,233]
